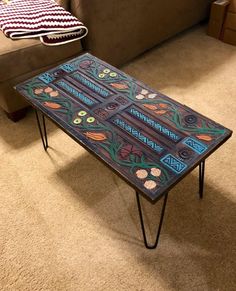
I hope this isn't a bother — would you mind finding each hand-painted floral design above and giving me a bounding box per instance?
[143,104,158,110]
[72,111,97,127]
[103,69,110,74]
[87,117,95,123]
[84,132,107,141]
[19,55,229,201]
[98,73,105,79]
[136,169,148,179]
[119,144,142,159]
[110,83,128,90]
[196,134,213,141]
[44,87,53,93]
[34,88,43,95]
[34,86,60,99]
[159,103,168,108]
[49,90,59,97]
[148,94,158,99]
[135,88,157,100]
[143,103,169,115]
[110,72,117,78]
[78,110,87,116]
[43,102,61,109]
[98,68,118,80]
[79,60,94,69]
[73,118,82,124]
[150,168,162,177]
[144,180,157,190]
[155,110,167,115]
[135,94,145,100]
[135,167,161,190]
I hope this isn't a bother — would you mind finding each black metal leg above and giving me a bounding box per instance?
[136,192,169,249]
[35,109,48,151]
[199,160,205,199]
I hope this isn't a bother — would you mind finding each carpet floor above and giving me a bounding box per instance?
[0,24,235,291]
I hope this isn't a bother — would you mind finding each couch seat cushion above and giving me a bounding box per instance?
[0,31,83,83]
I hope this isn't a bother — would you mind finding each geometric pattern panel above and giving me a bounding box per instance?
[183,137,208,154]
[160,154,187,174]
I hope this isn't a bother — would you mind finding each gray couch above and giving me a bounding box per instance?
[0,0,212,121]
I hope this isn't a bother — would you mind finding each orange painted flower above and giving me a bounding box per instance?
[84,132,107,141]
[49,91,59,97]
[143,104,158,110]
[196,135,213,141]
[144,180,157,190]
[150,168,161,177]
[34,88,43,95]
[110,83,128,90]
[136,169,148,179]
[159,103,168,108]
[44,87,53,93]
[43,102,61,109]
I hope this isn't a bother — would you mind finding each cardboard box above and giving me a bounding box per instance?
[207,0,230,39]
[222,28,236,45]
[228,0,236,12]
[224,12,236,30]
[221,0,236,45]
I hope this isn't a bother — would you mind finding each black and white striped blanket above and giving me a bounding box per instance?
[0,0,88,45]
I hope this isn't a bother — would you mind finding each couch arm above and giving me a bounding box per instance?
[55,0,70,10]
[71,0,212,66]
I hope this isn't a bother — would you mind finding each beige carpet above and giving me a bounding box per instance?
[0,24,235,291]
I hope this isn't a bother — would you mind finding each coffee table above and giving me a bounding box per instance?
[16,53,232,249]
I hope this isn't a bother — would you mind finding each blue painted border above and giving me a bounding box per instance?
[183,137,208,154]
[161,154,187,174]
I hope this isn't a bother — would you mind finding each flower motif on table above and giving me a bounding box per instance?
[135,166,163,190]
[34,86,59,98]
[84,132,107,141]
[196,134,213,142]
[136,169,148,179]
[34,88,44,95]
[98,68,118,79]
[73,110,96,125]
[43,102,61,109]
[144,180,157,190]
[79,60,94,69]
[143,103,169,115]
[110,83,129,90]
[119,144,142,159]
[150,167,162,177]
[135,88,158,100]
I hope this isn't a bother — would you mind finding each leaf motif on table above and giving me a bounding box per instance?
[196,134,213,141]
[110,83,128,90]
[84,132,107,141]
[43,102,61,109]
[143,104,158,110]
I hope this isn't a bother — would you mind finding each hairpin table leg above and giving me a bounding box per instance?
[199,160,205,199]
[136,191,169,249]
[35,109,48,151]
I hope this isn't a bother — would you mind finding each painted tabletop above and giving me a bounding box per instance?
[16,53,232,202]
